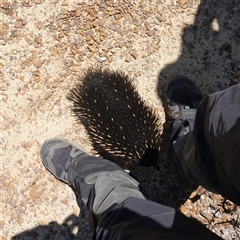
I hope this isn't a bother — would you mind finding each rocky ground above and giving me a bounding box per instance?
[1,0,240,239]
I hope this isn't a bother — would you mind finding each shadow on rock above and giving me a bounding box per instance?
[157,0,240,97]
[11,195,92,240]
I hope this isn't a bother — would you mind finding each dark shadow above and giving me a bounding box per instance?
[11,214,91,240]
[157,0,240,97]
[11,191,92,240]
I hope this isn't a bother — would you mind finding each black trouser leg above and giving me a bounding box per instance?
[172,83,240,204]
[194,83,240,204]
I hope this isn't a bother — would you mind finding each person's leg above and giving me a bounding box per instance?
[194,83,240,205]
[40,138,221,240]
[40,138,147,231]
[164,77,240,204]
[67,154,148,230]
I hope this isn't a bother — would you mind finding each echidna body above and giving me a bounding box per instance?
[67,69,162,170]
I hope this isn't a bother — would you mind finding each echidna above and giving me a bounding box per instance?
[67,68,162,170]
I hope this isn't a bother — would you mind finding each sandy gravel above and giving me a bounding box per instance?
[1,0,240,239]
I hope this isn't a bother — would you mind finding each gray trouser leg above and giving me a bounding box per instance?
[67,154,146,229]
